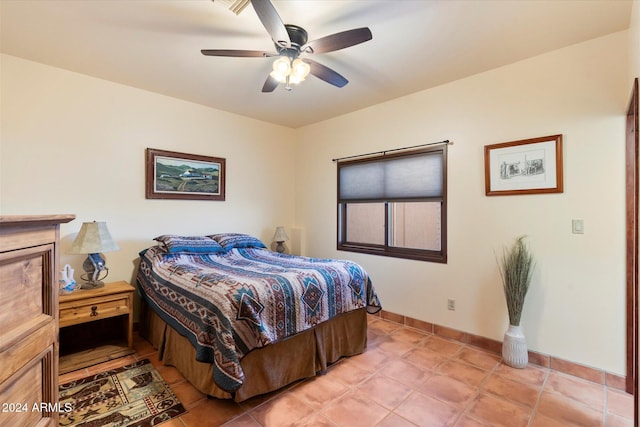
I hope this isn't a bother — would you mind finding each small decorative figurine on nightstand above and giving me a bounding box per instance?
[59,264,77,295]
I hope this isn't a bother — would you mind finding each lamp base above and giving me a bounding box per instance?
[80,254,108,289]
[276,242,286,253]
[80,280,105,290]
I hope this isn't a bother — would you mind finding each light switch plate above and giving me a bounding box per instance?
[572,219,584,234]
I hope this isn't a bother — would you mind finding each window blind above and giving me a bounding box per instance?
[339,151,443,201]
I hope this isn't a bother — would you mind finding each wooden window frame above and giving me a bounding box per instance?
[336,146,447,263]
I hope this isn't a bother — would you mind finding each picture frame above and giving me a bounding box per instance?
[484,134,563,196]
[145,148,226,201]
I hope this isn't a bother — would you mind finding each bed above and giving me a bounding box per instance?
[136,233,381,402]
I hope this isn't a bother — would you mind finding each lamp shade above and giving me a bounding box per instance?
[272,226,289,243]
[70,221,120,254]
[290,59,310,83]
[270,57,291,83]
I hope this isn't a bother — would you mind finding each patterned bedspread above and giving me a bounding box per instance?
[136,245,381,392]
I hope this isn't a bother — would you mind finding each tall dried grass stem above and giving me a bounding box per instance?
[497,236,535,327]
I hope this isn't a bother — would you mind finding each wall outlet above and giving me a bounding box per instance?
[447,298,455,311]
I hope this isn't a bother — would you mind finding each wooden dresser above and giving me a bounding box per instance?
[0,214,75,427]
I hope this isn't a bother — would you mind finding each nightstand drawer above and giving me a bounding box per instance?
[59,296,130,327]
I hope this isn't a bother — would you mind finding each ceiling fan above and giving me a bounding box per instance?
[201,0,372,92]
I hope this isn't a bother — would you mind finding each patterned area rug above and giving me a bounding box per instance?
[59,359,186,427]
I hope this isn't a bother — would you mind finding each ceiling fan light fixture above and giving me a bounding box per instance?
[291,59,310,82]
[270,57,310,85]
[270,57,291,83]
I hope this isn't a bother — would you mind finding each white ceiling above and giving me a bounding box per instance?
[0,0,633,128]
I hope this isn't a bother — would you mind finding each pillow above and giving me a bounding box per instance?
[208,233,267,250]
[153,235,225,254]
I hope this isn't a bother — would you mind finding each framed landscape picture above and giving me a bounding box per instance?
[484,134,563,196]
[145,148,226,200]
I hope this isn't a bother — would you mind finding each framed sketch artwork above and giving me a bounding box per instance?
[484,135,563,196]
[145,148,226,201]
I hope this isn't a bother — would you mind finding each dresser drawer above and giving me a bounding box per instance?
[0,244,55,339]
[59,296,130,327]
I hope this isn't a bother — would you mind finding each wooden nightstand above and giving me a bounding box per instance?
[59,280,135,374]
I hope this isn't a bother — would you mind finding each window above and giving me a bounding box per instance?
[337,145,447,262]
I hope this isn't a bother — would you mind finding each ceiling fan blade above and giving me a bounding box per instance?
[262,75,279,92]
[301,27,372,54]
[305,59,348,88]
[250,0,290,48]
[201,49,276,57]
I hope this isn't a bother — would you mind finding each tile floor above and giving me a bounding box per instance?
[59,316,634,426]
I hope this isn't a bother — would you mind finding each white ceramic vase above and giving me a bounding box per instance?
[502,324,528,368]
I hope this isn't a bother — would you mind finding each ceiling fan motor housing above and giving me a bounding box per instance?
[276,24,309,58]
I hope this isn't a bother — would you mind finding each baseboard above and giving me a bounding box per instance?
[372,309,627,393]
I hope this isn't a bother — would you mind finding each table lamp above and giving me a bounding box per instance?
[70,221,119,289]
[272,226,289,253]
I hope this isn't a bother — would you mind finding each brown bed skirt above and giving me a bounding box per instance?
[139,304,368,402]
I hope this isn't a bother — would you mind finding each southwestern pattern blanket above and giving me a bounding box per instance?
[136,245,381,393]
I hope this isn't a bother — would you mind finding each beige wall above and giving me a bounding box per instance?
[630,0,640,84]
[0,54,297,288]
[296,31,629,375]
